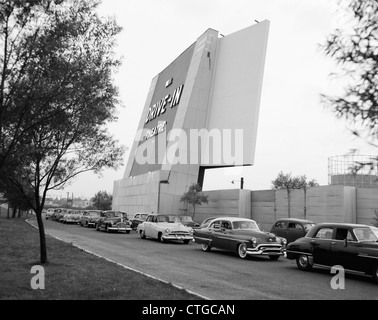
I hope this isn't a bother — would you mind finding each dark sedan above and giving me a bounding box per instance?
[194,217,287,260]
[286,223,378,282]
[270,218,315,244]
[130,212,149,230]
[95,210,132,233]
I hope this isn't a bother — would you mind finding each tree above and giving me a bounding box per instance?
[0,0,124,263]
[91,191,112,211]
[180,183,208,220]
[319,0,378,169]
[271,171,319,218]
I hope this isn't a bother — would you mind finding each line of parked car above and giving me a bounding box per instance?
[44,208,378,283]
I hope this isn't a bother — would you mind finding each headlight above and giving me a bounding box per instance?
[282,238,287,245]
[251,237,257,247]
[164,228,171,234]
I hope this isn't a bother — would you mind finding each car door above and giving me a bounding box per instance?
[211,220,232,250]
[330,227,359,271]
[208,220,223,248]
[271,221,289,240]
[309,227,334,266]
[287,222,306,243]
[144,215,156,237]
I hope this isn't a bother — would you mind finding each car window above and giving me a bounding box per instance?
[288,223,304,230]
[221,221,232,229]
[314,227,333,239]
[157,215,169,222]
[274,221,288,229]
[335,228,355,241]
[210,221,221,229]
[304,223,315,231]
[354,227,378,241]
[233,220,259,230]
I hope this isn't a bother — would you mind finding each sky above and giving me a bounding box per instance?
[48,0,376,200]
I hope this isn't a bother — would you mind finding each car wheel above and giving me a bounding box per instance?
[296,254,313,271]
[158,233,165,243]
[201,243,211,252]
[140,230,146,239]
[237,243,248,259]
[183,240,190,244]
[125,230,130,234]
[269,255,280,261]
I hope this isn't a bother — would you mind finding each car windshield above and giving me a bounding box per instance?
[232,220,259,230]
[107,212,123,218]
[157,215,177,223]
[180,216,193,222]
[89,212,100,217]
[354,227,378,241]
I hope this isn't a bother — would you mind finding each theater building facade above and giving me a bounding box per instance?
[112,21,270,216]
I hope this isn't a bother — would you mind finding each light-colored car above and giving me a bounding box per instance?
[61,210,82,224]
[45,208,57,220]
[137,214,193,244]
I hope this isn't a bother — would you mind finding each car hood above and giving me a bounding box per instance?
[158,222,190,231]
[104,217,127,222]
[229,229,279,240]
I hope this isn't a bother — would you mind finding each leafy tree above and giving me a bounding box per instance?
[271,171,319,218]
[180,183,208,220]
[92,190,112,211]
[319,0,378,171]
[0,0,124,263]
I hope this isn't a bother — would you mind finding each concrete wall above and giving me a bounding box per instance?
[250,185,377,230]
[356,188,378,226]
[189,189,242,223]
[251,185,360,231]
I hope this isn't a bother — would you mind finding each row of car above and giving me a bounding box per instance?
[136,214,378,283]
[46,208,134,233]
[45,208,378,283]
[45,208,200,234]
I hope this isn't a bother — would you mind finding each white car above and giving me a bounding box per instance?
[137,214,193,244]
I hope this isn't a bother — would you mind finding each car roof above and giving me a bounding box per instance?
[210,217,256,223]
[274,218,314,223]
[315,222,370,228]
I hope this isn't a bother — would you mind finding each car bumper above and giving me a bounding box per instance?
[246,244,285,256]
[66,219,79,223]
[108,226,132,232]
[162,234,193,241]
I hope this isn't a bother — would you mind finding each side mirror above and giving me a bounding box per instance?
[344,239,348,247]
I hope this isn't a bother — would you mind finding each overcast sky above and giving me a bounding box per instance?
[49,0,375,200]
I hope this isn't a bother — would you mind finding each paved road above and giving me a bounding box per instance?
[32,218,378,300]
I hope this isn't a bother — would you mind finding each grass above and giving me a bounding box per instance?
[0,214,202,300]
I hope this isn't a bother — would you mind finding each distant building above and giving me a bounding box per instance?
[328,155,378,188]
